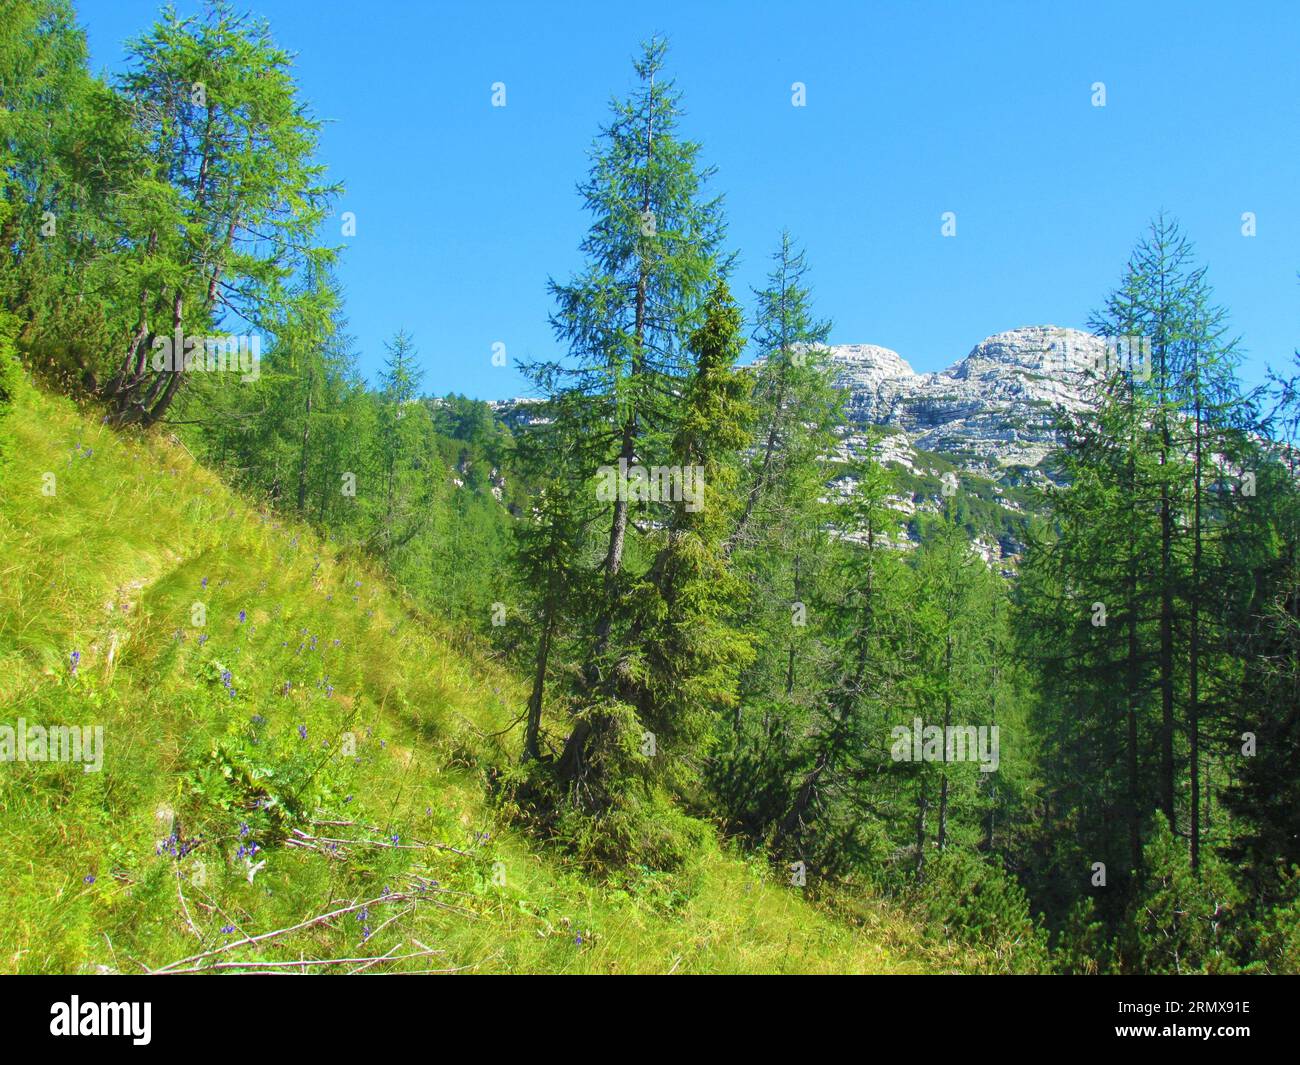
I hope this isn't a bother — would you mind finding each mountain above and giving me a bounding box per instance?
[822,326,1108,571]
[830,325,1105,482]
[487,327,1102,571]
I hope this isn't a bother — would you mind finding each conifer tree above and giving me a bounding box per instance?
[520,37,728,796]
[99,1,338,426]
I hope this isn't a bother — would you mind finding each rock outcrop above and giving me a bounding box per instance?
[827,325,1105,478]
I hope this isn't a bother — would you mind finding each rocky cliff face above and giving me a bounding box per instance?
[829,325,1105,480]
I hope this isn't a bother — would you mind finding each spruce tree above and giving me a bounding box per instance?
[520,37,729,798]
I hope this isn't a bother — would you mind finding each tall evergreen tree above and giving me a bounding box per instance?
[520,37,729,799]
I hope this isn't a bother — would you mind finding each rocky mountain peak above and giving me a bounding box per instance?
[823,343,917,389]
[825,325,1106,478]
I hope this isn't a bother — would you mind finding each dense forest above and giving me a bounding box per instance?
[3,0,1300,975]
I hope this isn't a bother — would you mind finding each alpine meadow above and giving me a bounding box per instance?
[3,0,1300,1014]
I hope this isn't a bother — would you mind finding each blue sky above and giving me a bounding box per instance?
[79,0,1300,399]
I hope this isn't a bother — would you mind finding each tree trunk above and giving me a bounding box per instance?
[296,368,313,513]
[522,574,557,763]
[937,633,953,852]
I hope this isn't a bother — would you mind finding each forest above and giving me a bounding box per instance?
[2,0,1299,978]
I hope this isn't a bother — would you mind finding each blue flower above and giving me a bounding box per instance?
[238,610,246,624]
[298,724,308,740]
[69,650,80,675]
[83,874,95,884]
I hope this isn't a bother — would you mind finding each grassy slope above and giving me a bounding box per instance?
[0,379,976,974]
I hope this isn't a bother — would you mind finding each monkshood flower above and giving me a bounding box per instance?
[298,724,308,740]
[156,831,202,859]
[69,650,80,676]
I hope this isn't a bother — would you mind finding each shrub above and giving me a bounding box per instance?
[915,849,1050,972]
[1118,815,1242,974]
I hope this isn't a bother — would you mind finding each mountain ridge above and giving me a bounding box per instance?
[828,324,1105,479]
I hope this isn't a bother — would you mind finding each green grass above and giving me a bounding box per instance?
[0,377,983,974]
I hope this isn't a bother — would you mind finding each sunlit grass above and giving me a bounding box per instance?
[0,378,981,974]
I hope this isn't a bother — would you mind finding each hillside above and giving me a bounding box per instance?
[0,378,984,975]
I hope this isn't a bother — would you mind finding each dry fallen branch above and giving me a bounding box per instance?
[293,827,476,858]
[150,890,416,974]
[159,947,444,975]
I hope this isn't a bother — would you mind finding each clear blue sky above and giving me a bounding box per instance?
[79,0,1300,399]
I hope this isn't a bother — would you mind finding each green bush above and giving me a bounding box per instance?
[1119,815,1242,974]
[1251,866,1300,974]
[183,710,357,853]
[1055,895,1113,974]
[915,849,1050,972]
